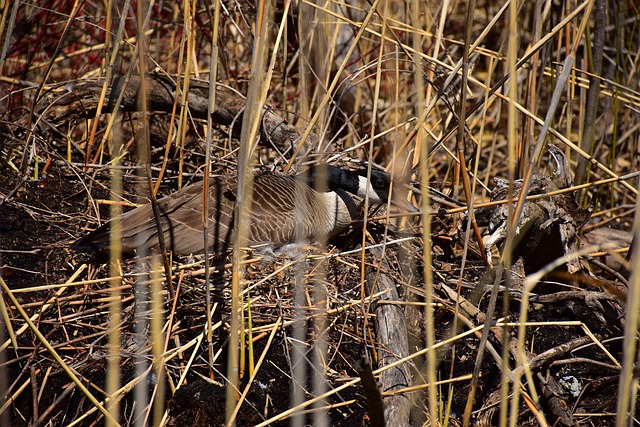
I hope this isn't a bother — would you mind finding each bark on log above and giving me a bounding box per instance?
[39,73,317,155]
[366,246,412,427]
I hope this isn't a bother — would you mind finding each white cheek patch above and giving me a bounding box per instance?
[357,176,382,203]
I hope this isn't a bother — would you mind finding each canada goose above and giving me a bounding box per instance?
[72,166,391,256]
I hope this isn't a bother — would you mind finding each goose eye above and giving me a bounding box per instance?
[374,178,385,188]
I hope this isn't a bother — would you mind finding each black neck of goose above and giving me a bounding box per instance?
[304,166,360,194]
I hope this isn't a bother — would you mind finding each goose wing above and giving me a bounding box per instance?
[73,177,236,255]
[149,174,340,252]
[149,178,238,254]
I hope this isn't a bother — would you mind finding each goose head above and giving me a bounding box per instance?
[307,166,391,203]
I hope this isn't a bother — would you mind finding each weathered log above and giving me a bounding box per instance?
[365,246,412,427]
[39,73,317,155]
[473,145,590,277]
